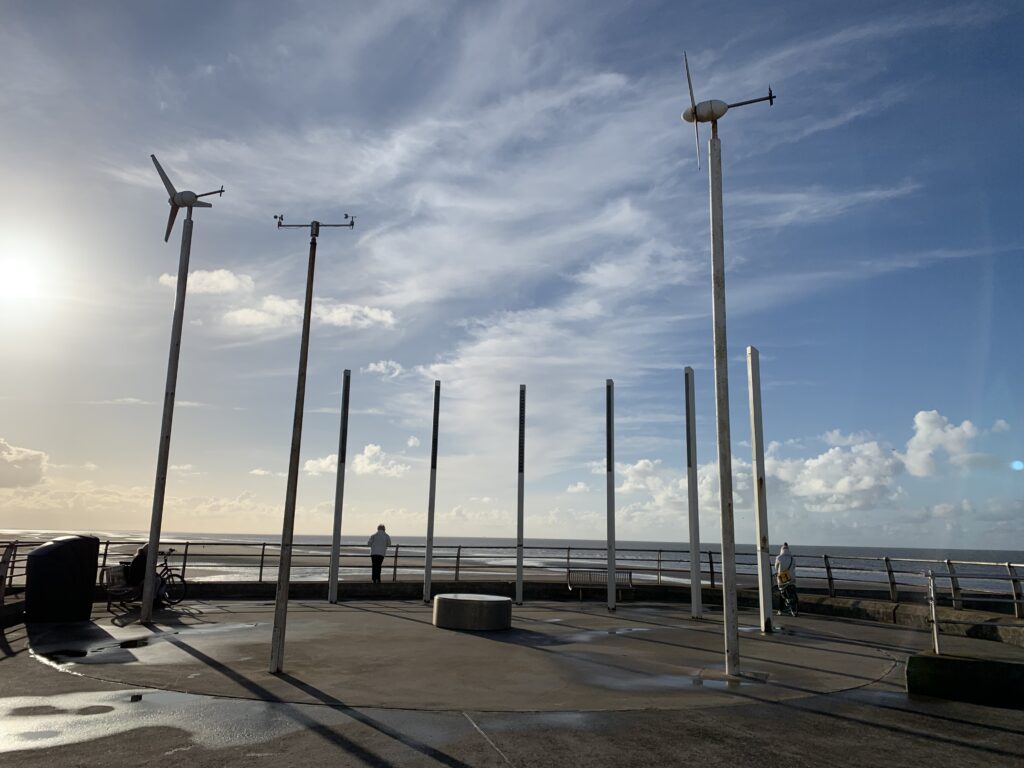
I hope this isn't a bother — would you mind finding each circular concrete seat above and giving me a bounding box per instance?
[432,593,512,631]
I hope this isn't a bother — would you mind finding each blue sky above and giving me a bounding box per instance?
[0,1,1021,548]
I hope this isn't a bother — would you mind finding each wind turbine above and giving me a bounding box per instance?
[680,52,774,676]
[140,155,224,623]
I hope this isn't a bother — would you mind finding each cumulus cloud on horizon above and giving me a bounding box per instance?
[0,437,48,488]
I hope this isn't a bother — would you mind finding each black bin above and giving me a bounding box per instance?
[25,535,100,622]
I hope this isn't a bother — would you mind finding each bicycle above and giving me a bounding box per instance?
[155,548,187,606]
[101,547,187,609]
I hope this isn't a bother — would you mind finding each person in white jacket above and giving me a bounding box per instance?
[775,542,798,616]
[367,524,392,584]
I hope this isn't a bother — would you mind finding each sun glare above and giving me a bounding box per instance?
[0,258,42,302]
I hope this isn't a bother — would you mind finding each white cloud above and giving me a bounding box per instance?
[159,268,255,294]
[365,360,405,379]
[0,437,48,488]
[249,468,284,477]
[85,397,153,406]
[768,442,903,513]
[82,461,98,471]
[223,296,395,331]
[991,419,1010,433]
[822,429,874,447]
[566,482,590,494]
[303,454,338,477]
[900,410,980,476]
[304,444,411,478]
[352,444,410,478]
[406,435,420,448]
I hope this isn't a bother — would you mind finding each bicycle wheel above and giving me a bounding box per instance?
[162,573,187,605]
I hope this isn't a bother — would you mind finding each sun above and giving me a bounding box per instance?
[0,258,42,302]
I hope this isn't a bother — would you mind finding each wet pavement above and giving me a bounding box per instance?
[2,599,1023,766]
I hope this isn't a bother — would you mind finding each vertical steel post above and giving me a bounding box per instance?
[516,384,526,605]
[142,210,193,623]
[709,124,739,674]
[823,554,835,597]
[328,369,351,604]
[884,556,898,603]
[423,381,441,604]
[928,570,941,654]
[455,546,462,581]
[269,233,317,674]
[1007,563,1023,620]
[181,542,190,581]
[945,560,962,610]
[747,346,772,633]
[606,379,617,612]
[258,543,266,582]
[684,367,702,618]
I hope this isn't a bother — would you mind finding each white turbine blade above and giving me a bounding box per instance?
[164,205,179,242]
[694,122,701,170]
[151,154,177,198]
[684,52,697,113]
[684,53,700,169]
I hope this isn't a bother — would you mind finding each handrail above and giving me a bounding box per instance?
[1,538,1021,614]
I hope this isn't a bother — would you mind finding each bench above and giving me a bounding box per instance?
[567,569,634,601]
[100,563,141,610]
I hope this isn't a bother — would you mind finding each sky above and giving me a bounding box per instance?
[0,0,1022,549]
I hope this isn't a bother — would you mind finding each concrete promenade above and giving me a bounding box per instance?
[2,599,1023,766]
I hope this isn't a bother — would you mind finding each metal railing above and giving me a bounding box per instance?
[1,538,1021,615]
[925,569,1024,653]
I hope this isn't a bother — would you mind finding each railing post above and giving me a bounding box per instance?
[258,543,267,583]
[883,556,898,602]
[657,550,662,585]
[708,550,715,590]
[392,544,400,583]
[927,570,941,655]
[8,543,17,589]
[566,547,571,581]
[945,559,962,610]
[181,542,190,580]
[1007,563,1023,620]
[823,554,835,597]
[455,545,462,582]
[101,541,109,570]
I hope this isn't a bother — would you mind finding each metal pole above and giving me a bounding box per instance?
[515,384,526,605]
[142,210,193,623]
[328,369,351,604]
[928,570,941,654]
[423,380,440,604]
[269,233,317,674]
[709,123,739,674]
[606,379,617,612]
[747,346,772,633]
[684,366,702,619]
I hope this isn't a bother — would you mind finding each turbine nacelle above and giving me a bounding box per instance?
[682,99,730,124]
[151,154,224,242]
[681,51,775,170]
